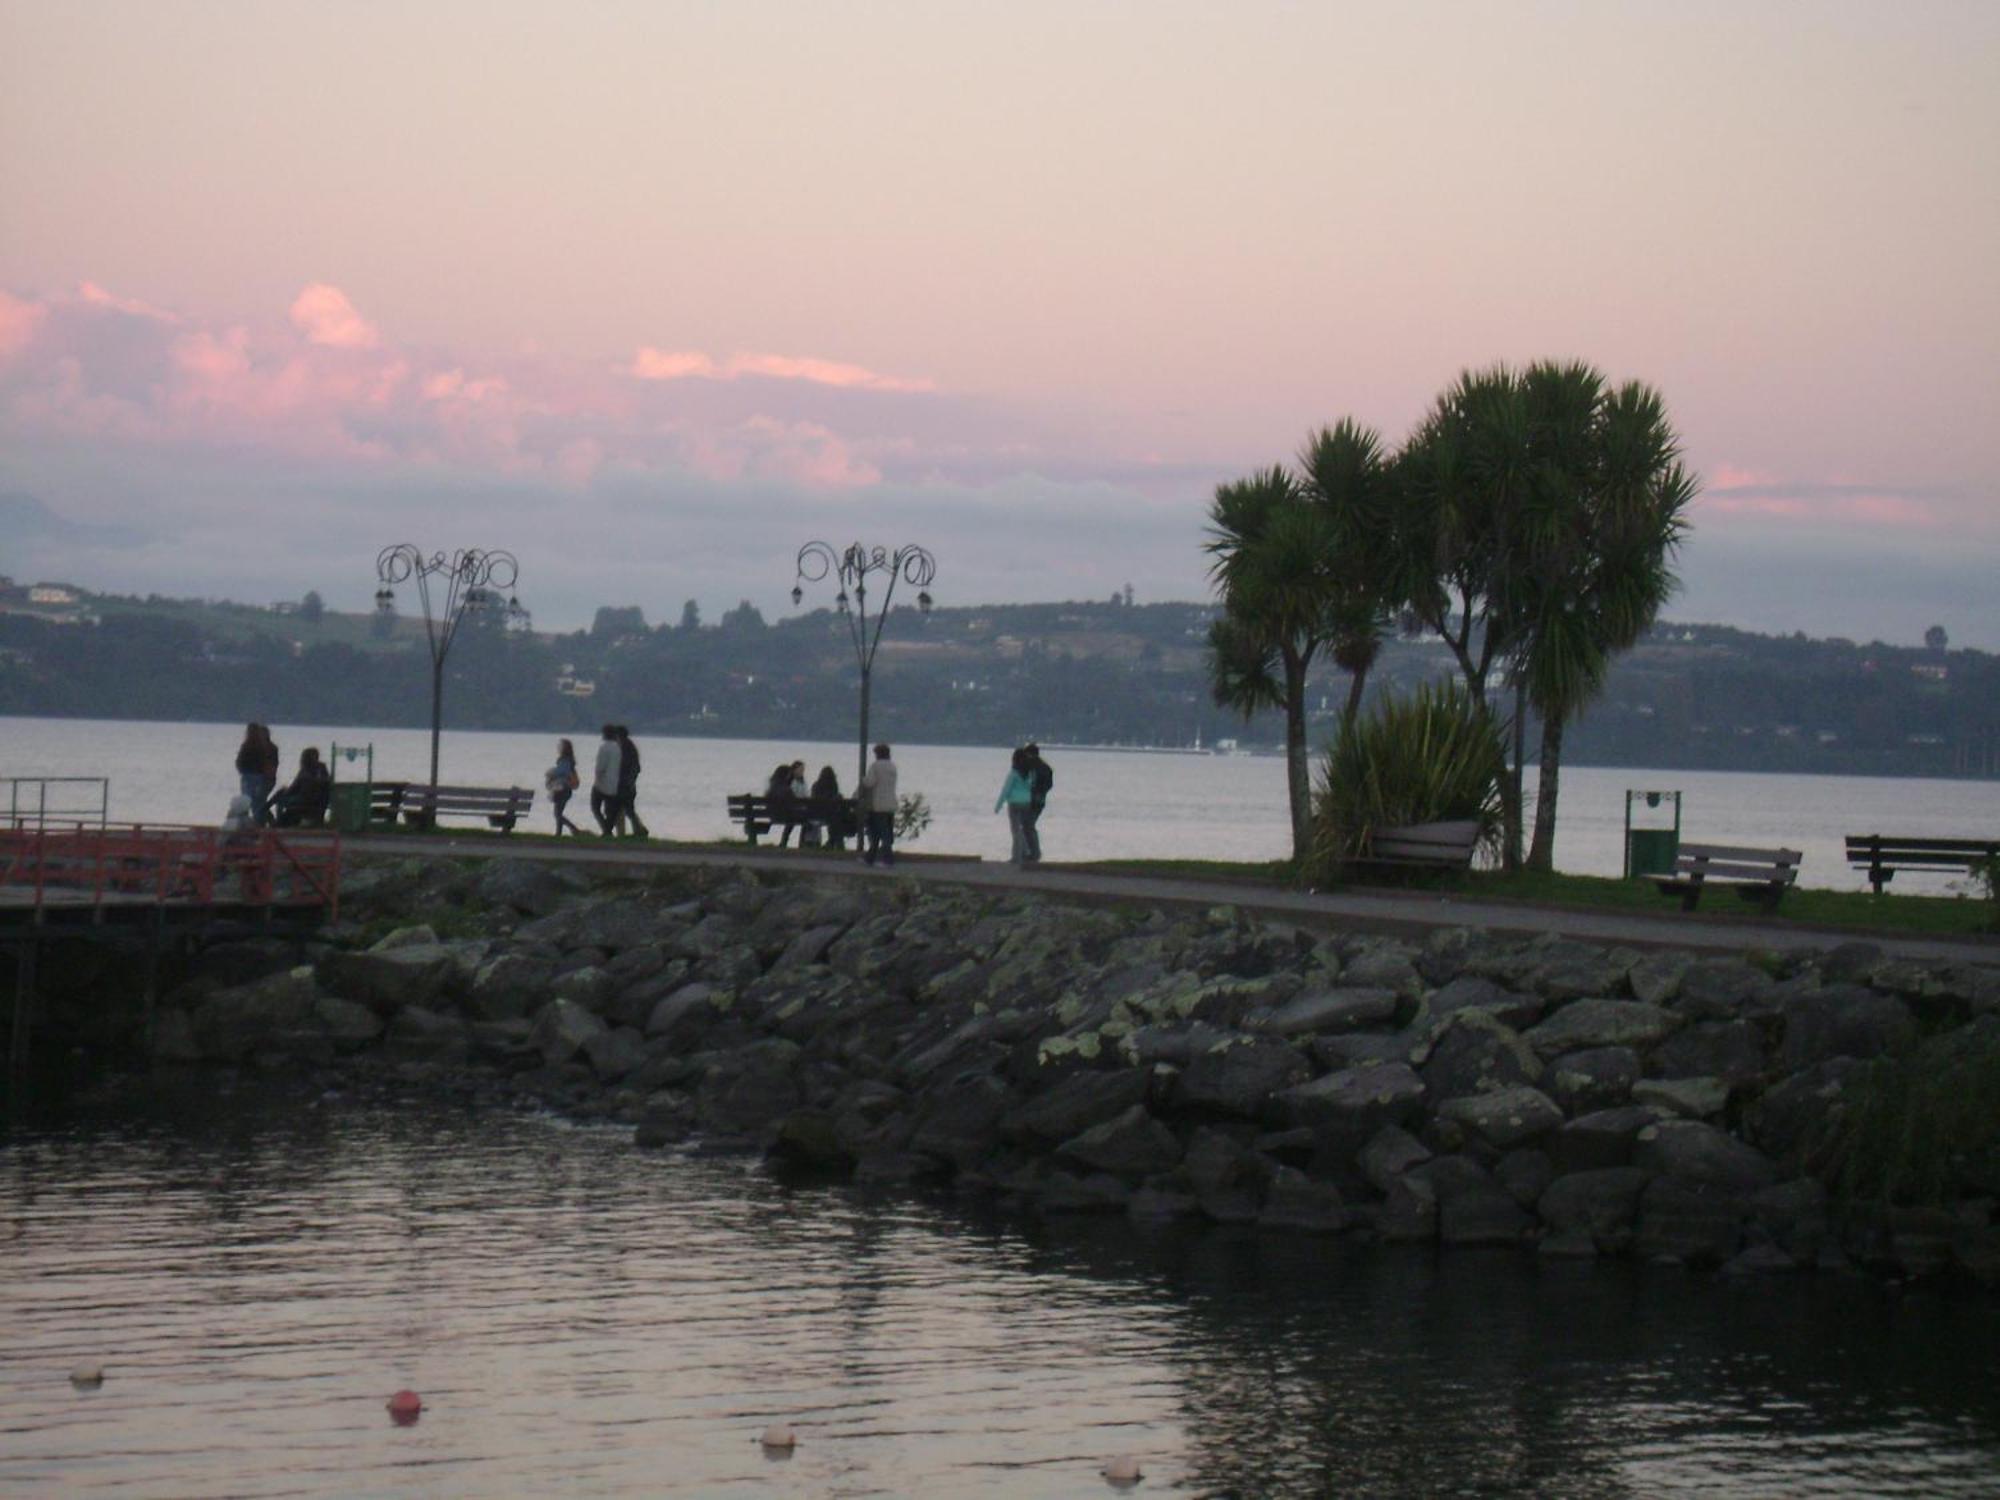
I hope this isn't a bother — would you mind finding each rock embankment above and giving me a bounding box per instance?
[152,856,2000,1285]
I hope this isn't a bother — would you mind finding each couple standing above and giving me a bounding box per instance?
[590,724,649,837]
[994,742,1053,867]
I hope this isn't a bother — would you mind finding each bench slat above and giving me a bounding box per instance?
[1677,844,1802,865]
[1673,860,1798,884]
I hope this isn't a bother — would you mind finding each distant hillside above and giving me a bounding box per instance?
[1,577,1994,778]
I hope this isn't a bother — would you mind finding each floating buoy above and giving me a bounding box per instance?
[1102,1453,1143,1487]
[760,1422,797,1451]
[386,1389,424,1425]
[69,1365,105,1389]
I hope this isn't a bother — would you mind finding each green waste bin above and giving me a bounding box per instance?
[1626,827,1679,879]
[329,781,373,835]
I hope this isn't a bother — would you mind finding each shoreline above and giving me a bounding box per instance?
[14,853,2000,1289]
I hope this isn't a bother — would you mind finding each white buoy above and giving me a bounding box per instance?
[760,1422,797,1451]
[1102,1453,1143,1486]
[69,1365,105,1389]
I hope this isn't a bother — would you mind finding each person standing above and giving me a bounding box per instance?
[615,725,650,838]
[995,746,1035,867]
[860,742,898,867]
[1023,742,1053,865]
[591,724,622,835]
[235,723,279,827]
[807,765,845,850]
[546,737,583,836]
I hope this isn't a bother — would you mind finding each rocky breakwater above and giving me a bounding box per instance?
[152,856,2000,1285]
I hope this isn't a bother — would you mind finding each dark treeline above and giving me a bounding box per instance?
[0,590,1995,779]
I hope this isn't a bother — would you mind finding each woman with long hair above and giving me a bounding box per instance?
[546,737,583,835]
[235,723,279,827]
[994,745,1036,867]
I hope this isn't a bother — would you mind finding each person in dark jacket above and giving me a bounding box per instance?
[271,746,331,827]
[807,765,846,850]
[1022,742,1053,864]
[615,725,649,838]
[235,723,280,827]
[766,762,804,848]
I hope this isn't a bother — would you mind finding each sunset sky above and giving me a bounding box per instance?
[3,0,1996,644]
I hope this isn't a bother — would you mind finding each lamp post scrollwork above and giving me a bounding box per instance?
[790,542,936,791]
[373,545,520,793]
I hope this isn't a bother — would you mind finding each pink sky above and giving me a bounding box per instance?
[2,0,1996,643]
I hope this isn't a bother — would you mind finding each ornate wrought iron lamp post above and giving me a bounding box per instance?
[373,545,520,792]
[790,541,936,791]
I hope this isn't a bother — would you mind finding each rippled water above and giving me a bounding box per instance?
[5,1075,1999,1496]
[7,714,2000,889]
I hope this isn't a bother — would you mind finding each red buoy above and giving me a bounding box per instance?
[387,1389,424,1425]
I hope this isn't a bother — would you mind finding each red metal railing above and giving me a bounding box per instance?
[0,825,341,919]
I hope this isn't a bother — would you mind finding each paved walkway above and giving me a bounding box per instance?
[345,835,2000,966]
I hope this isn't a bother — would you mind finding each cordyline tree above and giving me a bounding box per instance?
[1205,423,1395,862]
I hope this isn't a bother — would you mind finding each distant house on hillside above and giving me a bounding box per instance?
[28,584,80,606]
[1911,662,1948,682]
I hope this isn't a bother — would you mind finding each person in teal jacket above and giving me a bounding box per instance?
[995,746,1036,867]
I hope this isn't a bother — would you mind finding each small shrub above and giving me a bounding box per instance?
[1972,855,2000,932]
[895,792,932,844]
[1815,1024,2000,1206]
[1307,681,1504,883]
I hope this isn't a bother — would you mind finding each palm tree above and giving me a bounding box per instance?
[1298,419,1397,723]
[1205,467,1335,862]
[1513,368,1695,869]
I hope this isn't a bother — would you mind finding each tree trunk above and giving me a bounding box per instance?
[1504,676,1527,872]
[1284,653,1312,865]
[1528,713,1564,871]
[1343,661,1369,723]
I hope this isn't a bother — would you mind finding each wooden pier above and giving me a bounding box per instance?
[1,825,342,1075]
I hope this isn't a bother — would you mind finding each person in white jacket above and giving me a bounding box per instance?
[590,724,623,835]
[859,742,898,867]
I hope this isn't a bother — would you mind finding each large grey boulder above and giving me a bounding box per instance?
[1417,1012,1540,1101]
[1648,1020,1767,1086]
[1636,1178,1744,1264]
[1422,975,1545,1031]
[1546,1105,1666,1173]
[1311,1031,1419,1071]
[384,1005,468,1061]
[1631,1076,1730,1119]
[1121,1022,1238,1068]
[313,994,384,1051]
[1177,1037,1311,1118]
[1776,986,1914,1070]
[697,1039,805,1137]
[1359,1124,1432,1193]
[1057,1105,1183,1177]
[909,1070,1015,1168]
[645,983,728,1046]
[1438,1086,1564,1152]
[583,1026,648,1081]
[1341,947,1424,999]
[1545,1047,1639,1113]
[1259,1167,1349,1232]
[1412,1155,1533,1244]
[1004,1069,1149,1145]
[1634,1119,1778,1193]
[772,923,846,974]
[467,953,556,1022]
[551,965,620,1015]
[1182,1127,1270,1223]
[474,858,576,917]
[1530,945,1634,1003]
[1627,950,1690,1006]
[1276,1063,1426,1133]
[1675,958,1777,1019]
[574,897,664,954]
[1539,1168,1650,1249]
[1747,1059,1858,1161]
[318,941,459,1014]
[1255,986,1399,1037]
[1524,1000,1679,1057]
[188,967,320,1060]
[530,998,608,1065]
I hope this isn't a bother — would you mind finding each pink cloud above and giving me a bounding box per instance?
[1697,465,1939,528]
[629,345,932,393]
[289,283,379,349]
[0,290,47,359]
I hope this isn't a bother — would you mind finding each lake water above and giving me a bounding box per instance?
[4,1073,1999,1497]
[4,715,1999,891]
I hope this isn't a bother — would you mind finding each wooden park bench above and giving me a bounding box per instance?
[1652,842,1801,912]
[1348,819,1481,874]
[1845,833,2000,895]
[725,793,858,848]
[371,781,534,833]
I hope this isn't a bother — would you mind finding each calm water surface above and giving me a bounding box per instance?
[4,1075,1999,1497]
[6,715,2000,890]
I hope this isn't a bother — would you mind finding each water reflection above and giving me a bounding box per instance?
[2,1075,1997,1497]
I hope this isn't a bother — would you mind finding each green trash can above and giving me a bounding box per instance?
[1626,827,1679,879]
[329,781,373,835]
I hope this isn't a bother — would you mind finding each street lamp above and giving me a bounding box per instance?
[373,545,520,792]
[790,541,936,791]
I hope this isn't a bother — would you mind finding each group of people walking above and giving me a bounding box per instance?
[545,725,648,837]
[234,723,330,828]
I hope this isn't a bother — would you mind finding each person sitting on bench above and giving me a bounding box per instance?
[806,764,845,850]
[271,747,331,827]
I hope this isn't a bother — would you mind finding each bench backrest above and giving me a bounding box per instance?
[1673,843,1801,885]
[1845,834,2000,865]
[405,785,532,809]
